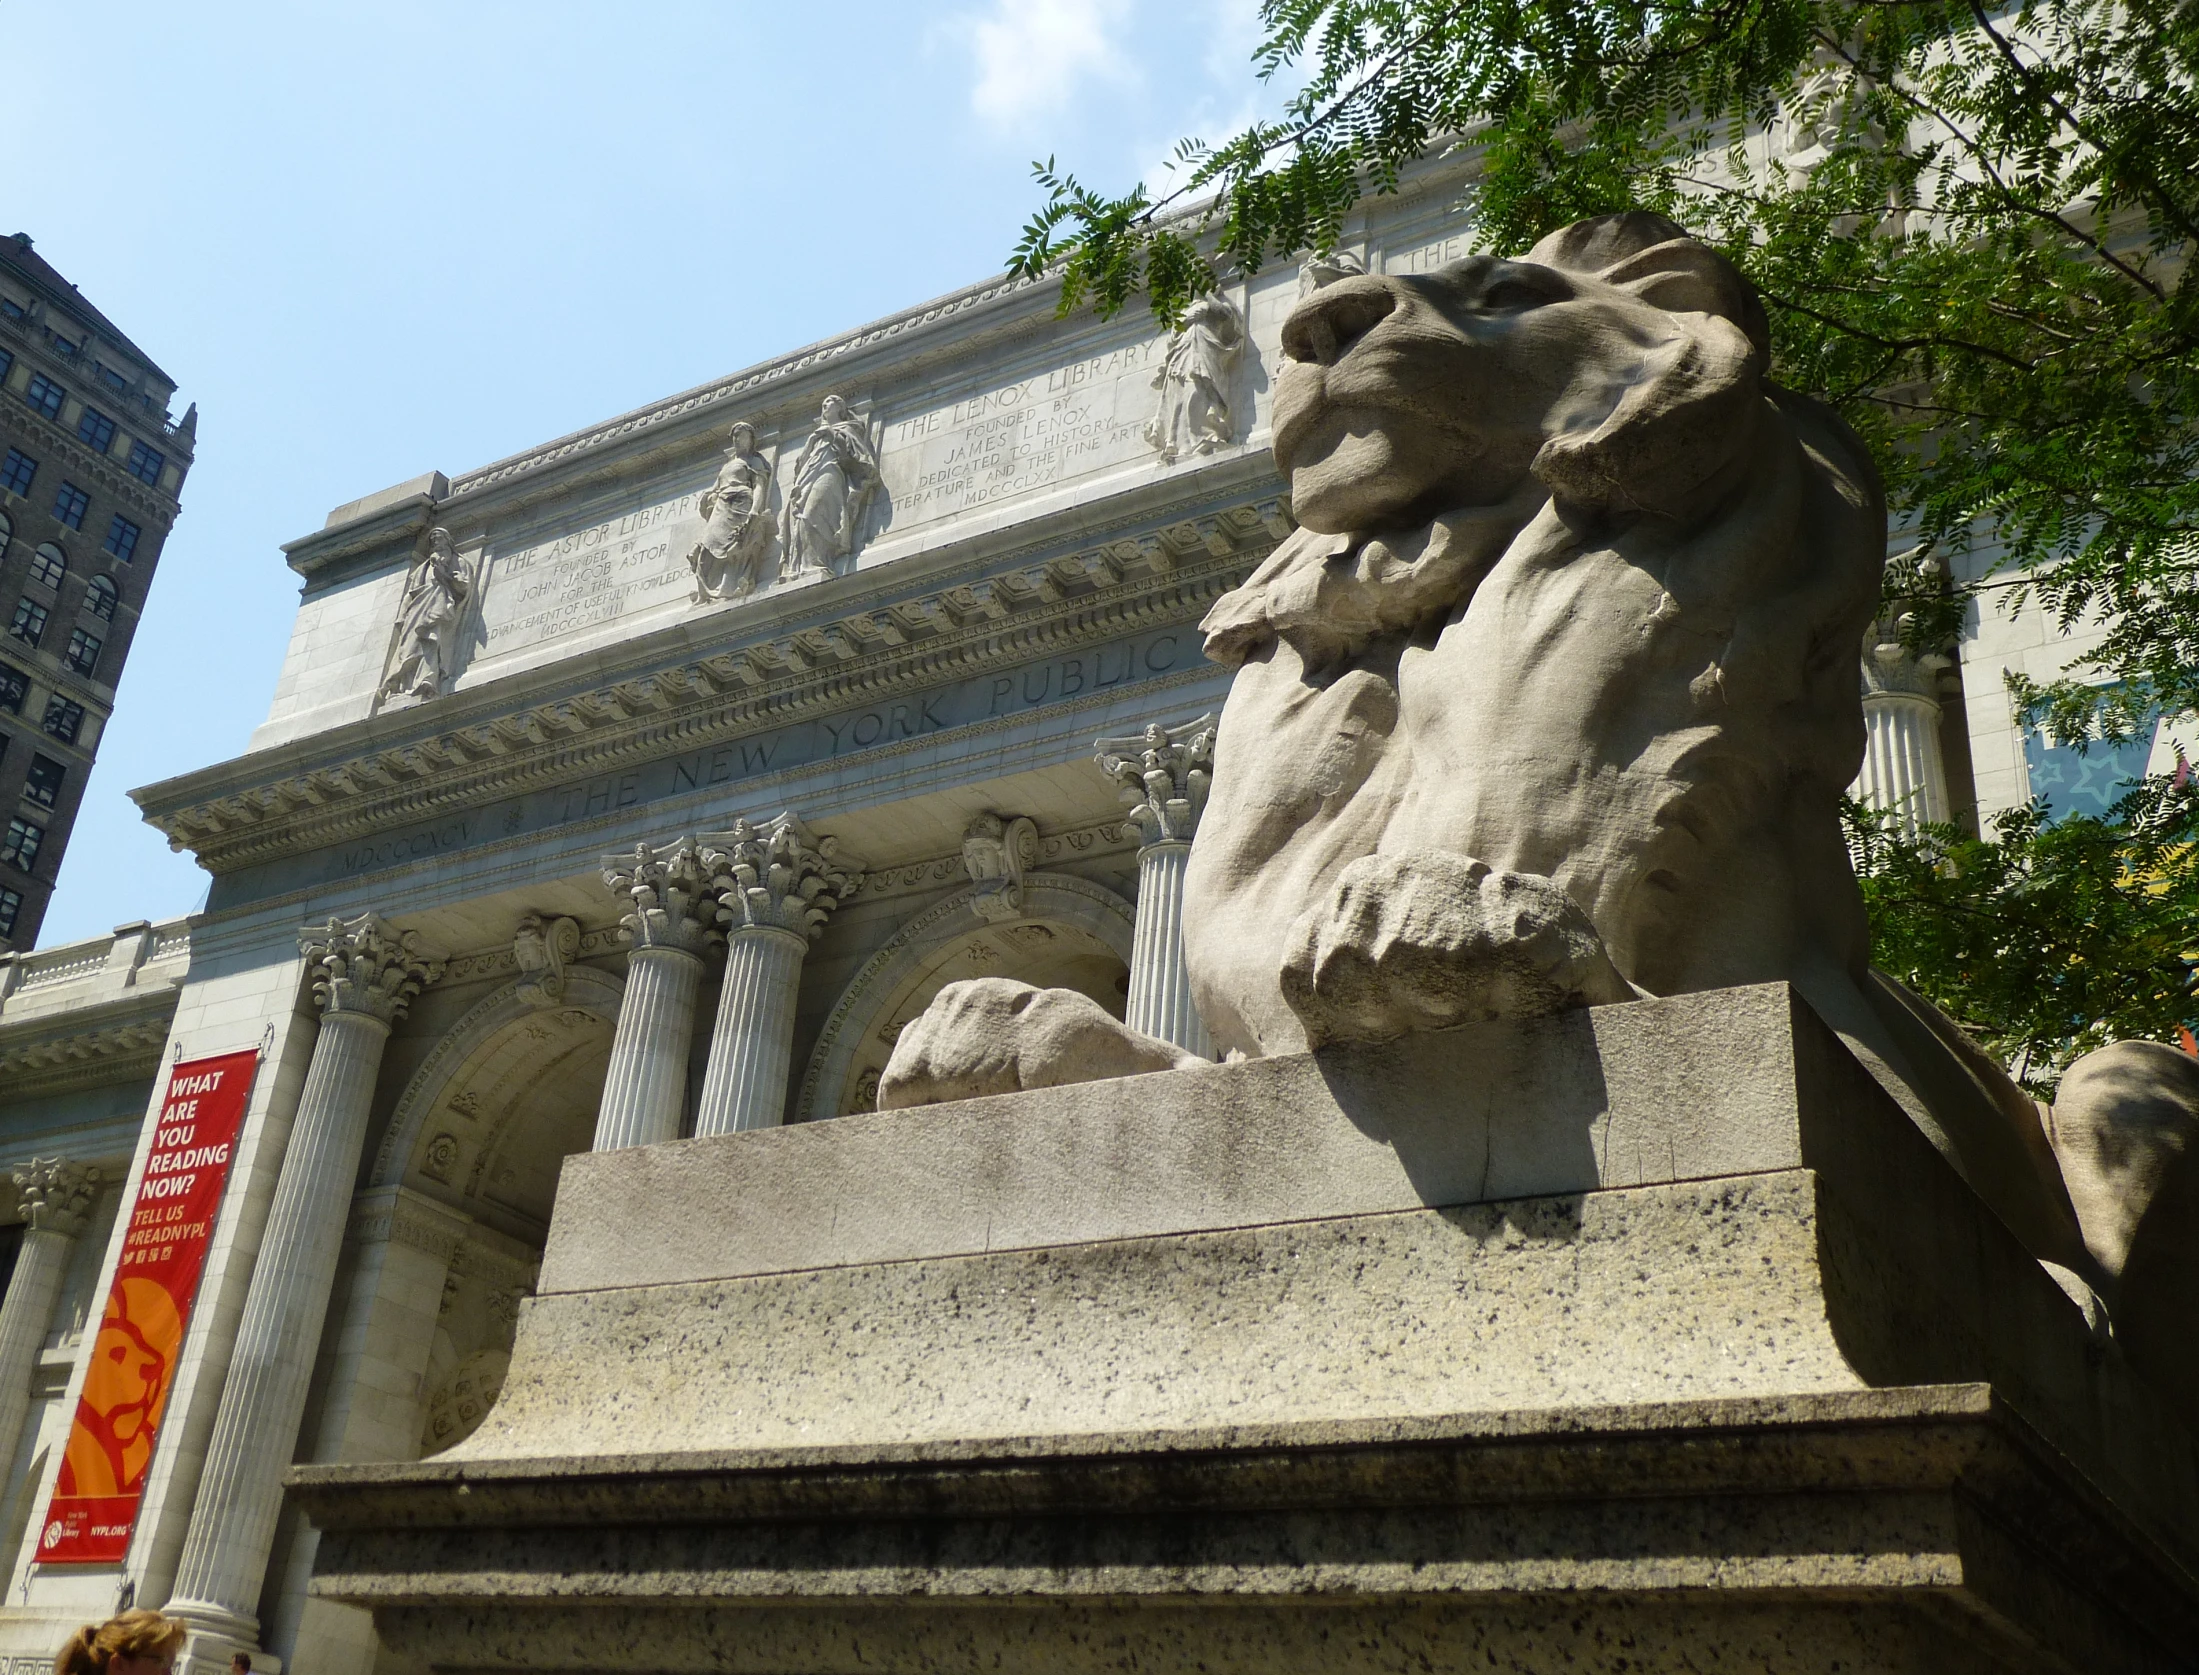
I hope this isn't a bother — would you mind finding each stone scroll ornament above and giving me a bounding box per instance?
[376,526,474,706]
[778,395,879,583]
[1144,293,1242,463]
[879,210,2199,1422]
[961,814,1038,923]
[687,422,776,604]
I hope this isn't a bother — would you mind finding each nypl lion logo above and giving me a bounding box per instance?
[59,1278,181,1498]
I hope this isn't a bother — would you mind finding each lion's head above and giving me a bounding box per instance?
[1275,214,1771,533]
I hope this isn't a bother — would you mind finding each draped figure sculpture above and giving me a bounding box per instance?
[880,211,2199,1426]
[376,526,471,704]
[687,421,775,603]
[1144,293,1243,463]
[778,395,879,581]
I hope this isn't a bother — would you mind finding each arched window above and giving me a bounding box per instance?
[29,543,65,590]
[85,575,117,621]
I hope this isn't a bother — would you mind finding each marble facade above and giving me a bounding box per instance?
[0,151,2135,1675]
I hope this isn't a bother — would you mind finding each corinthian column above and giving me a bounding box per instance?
[1096,715,1217,1059]
[1854,637,1951,831]
[165,915,438,1648]
[0,1158,101,1472]
[592,840,717,1151]
[693,814,859,1135]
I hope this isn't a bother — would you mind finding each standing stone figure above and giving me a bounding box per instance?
[377,527,471,704]
[687,421,775,603]
[778,395,879,582]
[1144,293,1243,463]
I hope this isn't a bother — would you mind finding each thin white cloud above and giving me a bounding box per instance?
[960,0,1136,131]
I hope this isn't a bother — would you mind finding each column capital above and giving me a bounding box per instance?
[301,913,442,1024]
[601,839,719,957]
[11,1157,101,1236]
[699,813,860,942]
[1096,714,1217,846]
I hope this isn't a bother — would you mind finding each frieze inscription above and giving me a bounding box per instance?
[329,627,1200,882]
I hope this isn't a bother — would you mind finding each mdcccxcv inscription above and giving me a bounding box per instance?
[328,627,1203,882]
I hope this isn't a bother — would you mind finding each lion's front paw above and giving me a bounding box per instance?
[1280,851,1635,1047]
[877,978,1201,1110]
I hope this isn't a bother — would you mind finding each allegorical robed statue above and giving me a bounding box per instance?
[881,211,2199,1429]
[1144,292,1243,463]
[779,395,879,581]
[687,421,775,603]
[377,525,470,704]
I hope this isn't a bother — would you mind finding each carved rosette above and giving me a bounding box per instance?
[1095,716,1217,847]
[601,839,718,957]
[301,913,443,1024]
[700,813,860,942]
[962,814,1038,923]
[12,1157,101,1236]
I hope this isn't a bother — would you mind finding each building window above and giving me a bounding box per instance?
[0,450,34,497]
[100,367,127,393]
[0,508,10,550]
[49,335,76,358]
[125,441,163,486]
[41,695,83,742]
[0,887,20,938]
[0,298,22,320]
[24,374,63,420]
[76,407,116,454]
[103,515,139,562]
[51,483,88,530]
[9,598,46,646]
[65,628,101,675]
[28,545,64,589]
[0,350,11,382]
[22,754,62,810]
[2,817,44,871]
[0,664,23,713]
[85,576,118,621]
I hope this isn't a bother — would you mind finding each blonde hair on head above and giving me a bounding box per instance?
[54,1611,187,1675]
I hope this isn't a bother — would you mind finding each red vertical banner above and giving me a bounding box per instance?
[38,1049,259,1565]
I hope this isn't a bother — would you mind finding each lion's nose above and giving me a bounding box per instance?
[1282,278,1399,367]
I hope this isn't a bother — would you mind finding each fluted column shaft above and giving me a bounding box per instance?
[593,948,706,1149]
[1097,714,1217,1059]
[1857,691,1949,829]
[166,915,437,1644]
[0,1160,100,1474]
[1126,841,1213,1057]
[694,814,858,1137]
[695,928,808,1133]
[593,840,717,1152]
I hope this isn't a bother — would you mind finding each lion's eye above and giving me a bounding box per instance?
[1480,279,1553,311]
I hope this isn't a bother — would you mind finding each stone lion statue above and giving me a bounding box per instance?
[882,212,2198,1412]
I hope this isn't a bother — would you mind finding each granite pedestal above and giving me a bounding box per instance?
[292,985,2199,1673]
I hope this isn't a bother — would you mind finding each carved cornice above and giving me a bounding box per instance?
[439,924,625,987]
[0,990,177,1100]
[441,270,1052,507]
[135,498,1288,876]
[3,396,181,522]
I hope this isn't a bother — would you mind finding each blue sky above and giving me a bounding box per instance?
[11,0,1277,947]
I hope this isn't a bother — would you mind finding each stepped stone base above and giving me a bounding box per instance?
[293,985,2199,1674]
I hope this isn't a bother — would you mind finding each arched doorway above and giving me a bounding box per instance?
[796,873,1134,1121]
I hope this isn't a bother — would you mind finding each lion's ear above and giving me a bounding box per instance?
[1529,312,1761,523]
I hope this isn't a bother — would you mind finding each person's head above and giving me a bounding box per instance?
[728,421,756,453]
[231,1656,251,1675]
[54,1611,187,1675]
[820,394,849,423]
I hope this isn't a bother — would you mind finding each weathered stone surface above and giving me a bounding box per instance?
[297,986,2199,1674]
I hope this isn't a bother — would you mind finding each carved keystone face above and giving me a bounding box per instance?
[1273,255,1721,532]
